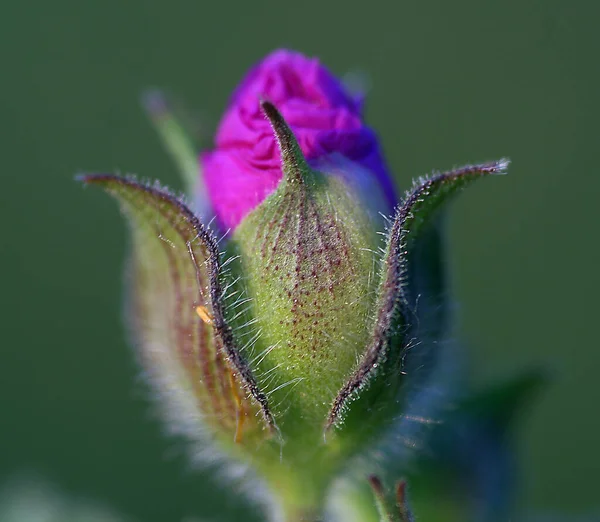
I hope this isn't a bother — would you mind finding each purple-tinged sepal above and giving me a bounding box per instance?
[229,102,384,434]
[326,160,509,445]
[79,175,277,457]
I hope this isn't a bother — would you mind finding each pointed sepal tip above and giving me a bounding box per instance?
[260,100,311,184]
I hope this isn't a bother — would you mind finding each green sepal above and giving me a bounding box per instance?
[79,175,275,453]
[327,160,510,440]
[229,102,383,434]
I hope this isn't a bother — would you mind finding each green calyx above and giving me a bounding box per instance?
[81,96,510,522]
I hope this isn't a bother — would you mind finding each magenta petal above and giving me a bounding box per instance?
[202,149,282,231]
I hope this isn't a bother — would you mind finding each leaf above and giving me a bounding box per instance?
[403,369,546,522]
[327,160,510,431]
[462,368,547,433]
[80,175,274,449]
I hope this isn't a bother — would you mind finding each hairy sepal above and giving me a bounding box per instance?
[229,103,383,437]
[327,160,510,438]
[80,175,274,452]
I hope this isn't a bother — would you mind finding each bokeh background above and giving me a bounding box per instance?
[2,1,598,520]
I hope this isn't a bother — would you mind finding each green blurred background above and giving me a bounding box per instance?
[1,0,598,520]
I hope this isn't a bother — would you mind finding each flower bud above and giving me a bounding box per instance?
[81,48,509,522]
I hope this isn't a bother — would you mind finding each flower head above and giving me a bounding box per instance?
[202,49,396,230]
